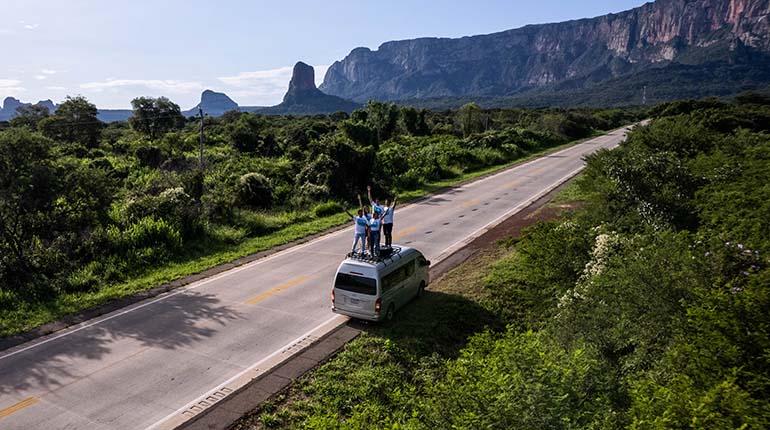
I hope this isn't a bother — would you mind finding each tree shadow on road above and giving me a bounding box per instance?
[0,291,242,396]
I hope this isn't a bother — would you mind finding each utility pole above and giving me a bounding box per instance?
[198,106,205,169]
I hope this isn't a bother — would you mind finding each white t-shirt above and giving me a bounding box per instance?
[382,206,394,224]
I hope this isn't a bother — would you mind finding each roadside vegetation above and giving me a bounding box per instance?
[233,96,770,429]
[0,97,637,336]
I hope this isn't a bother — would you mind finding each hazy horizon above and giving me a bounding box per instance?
[2,0,644,109]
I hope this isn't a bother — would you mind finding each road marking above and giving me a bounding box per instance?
[461,198,480,208]
[245,275,313,305]
[0,397,38,420]
[392,226,417,241]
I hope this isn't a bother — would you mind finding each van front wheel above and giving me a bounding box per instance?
[385,304,395,322]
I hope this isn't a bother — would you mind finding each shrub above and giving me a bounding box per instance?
[109,217,182,264]
[313,201,343,217]
[237,172,273,208]
[135,145,165,168]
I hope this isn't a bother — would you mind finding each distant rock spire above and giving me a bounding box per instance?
[283,62,324,104]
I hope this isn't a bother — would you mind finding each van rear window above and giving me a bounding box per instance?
[335,273,377,295]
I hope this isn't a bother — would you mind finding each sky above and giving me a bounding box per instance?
[1,0,646,109]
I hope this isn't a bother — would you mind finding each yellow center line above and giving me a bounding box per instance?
[392,226,417,241]
[461,198,480,208]
[245,275,313,305]
[0,397,39,420]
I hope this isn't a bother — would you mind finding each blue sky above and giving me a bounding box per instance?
[1,0,646,109]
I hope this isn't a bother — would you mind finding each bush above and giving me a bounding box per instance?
[109,217,182,264]
[237,172,273,208]
[135,145,165,168]
[313,201,343,217]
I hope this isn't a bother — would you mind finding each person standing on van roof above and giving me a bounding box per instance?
[369,204,395,257]
[344,206,369,255]
[367,185,385,249]
[382,196,398,248]
[358,194,373,254]
[368,211,383,257]
[367,185,384,216]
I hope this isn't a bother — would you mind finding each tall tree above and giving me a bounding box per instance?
[457,102,486,137]
[10,104,50,129]
[129,97,185,140]
[39,96,102,147]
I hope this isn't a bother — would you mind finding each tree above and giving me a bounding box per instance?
[129,97,185,140]
[457,102,486,137]
[10,104,50,129]
[0,128,114,295]
[400,106,429,136]
[39,96,102,147]
[365,101,399,145]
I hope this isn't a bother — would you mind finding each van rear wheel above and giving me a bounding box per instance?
[417,282,426,298]
[385,304,395,322]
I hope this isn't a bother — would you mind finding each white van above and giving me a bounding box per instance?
[331,246,430,322]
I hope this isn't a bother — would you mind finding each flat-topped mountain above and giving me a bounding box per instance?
[0,97,58,121]
[320,0,770,103]
[183,90,240,116]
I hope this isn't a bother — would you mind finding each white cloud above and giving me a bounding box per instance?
[24,24,39,30]
[34,75,46,80]
[79,79,203,94]
[46,86,66,91]
[41,69,58,75]
[0,79,25,93]
[217,64,330,105]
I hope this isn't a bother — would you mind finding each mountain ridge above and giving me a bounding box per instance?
[320,0,770,102]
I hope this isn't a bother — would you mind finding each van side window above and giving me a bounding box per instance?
[405,259,416,277]
[383,263,412,292]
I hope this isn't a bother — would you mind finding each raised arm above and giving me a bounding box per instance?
[357,194,364,210]
[344,208,355,219]
[391,196,398,211]
[367,185,374,205]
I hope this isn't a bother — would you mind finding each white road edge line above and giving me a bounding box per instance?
[0,133,617,362]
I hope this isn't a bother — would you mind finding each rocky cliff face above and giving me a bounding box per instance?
[320,0,770,102]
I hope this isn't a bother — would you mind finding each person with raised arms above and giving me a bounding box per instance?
[367,185,384,249]
[381,196,398,248]
[344,202,369,255]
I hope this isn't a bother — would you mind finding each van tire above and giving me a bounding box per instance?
[417,282,426,298]
[385,304,395,321]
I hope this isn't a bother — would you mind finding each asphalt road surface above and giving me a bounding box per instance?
[0,127,632,429]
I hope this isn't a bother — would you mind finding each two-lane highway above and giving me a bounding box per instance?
[0,127,632,429]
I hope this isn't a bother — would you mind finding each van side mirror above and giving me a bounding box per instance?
[420,259,431,267]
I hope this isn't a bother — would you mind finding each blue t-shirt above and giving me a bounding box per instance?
[369,218,381,232]
[372,203,384,216]
[354,216,368,234]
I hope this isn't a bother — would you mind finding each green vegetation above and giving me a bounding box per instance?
[0,96,636,336]
[234,97,770,429]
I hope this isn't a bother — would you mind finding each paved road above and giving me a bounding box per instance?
[0,127,631,429]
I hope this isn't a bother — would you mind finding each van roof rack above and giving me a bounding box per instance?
[346,246,403,264]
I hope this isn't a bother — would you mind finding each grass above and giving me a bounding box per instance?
[1,133,604,338]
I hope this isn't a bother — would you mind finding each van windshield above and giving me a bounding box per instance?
[335,273,377,295]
